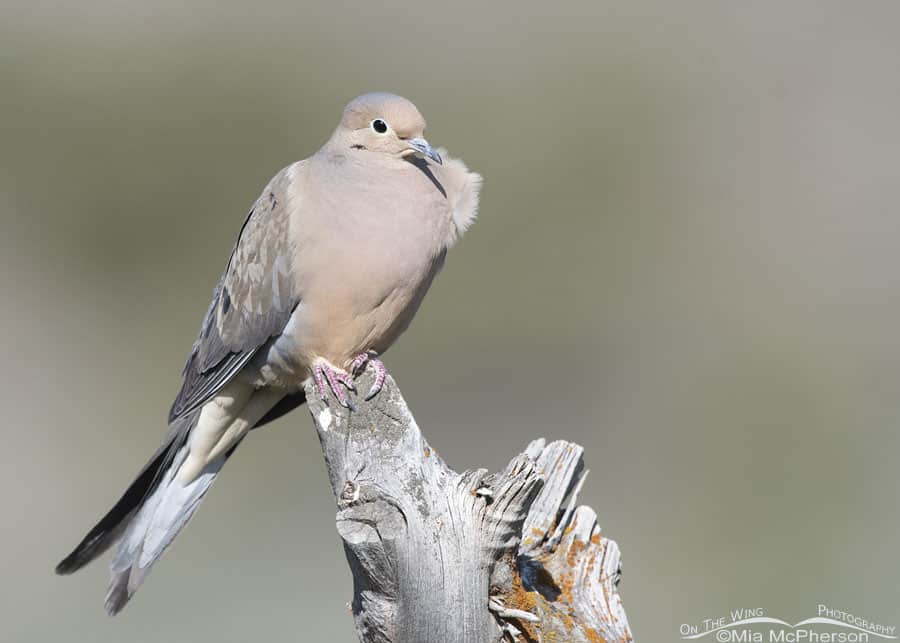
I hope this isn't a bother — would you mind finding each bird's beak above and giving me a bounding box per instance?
[406,138,442,165]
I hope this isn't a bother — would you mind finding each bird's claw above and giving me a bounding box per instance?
[312,360,356,409]
[350,351,388,400]
[313,353,388,408]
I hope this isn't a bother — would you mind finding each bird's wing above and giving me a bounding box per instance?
[168,163,302,423]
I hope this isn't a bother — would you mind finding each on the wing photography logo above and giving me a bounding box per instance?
[679,605,896,642]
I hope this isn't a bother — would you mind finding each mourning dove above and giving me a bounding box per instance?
[55,92,482,614]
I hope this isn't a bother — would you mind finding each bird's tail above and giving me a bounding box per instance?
[103,436,229,614]
[55,391,307,614]
[55,411,232,614]
[55,415,194,577]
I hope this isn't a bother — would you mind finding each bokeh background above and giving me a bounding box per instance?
[3,1,899,640]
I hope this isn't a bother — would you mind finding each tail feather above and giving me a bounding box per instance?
[104,442,227,614]
[56,391,308,614]
[55,418,192,575]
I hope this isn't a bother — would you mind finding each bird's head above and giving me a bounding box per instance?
[334,92,442,165]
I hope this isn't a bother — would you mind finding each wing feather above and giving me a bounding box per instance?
[168,163,301,423]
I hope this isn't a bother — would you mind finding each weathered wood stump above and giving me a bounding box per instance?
[307,371,632,643]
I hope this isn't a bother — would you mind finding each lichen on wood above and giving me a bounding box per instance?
[306,370,632,643]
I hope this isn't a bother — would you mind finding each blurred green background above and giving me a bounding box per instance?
[3,1,899,641]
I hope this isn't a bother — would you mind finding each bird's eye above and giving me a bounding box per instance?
[371,119,388,134]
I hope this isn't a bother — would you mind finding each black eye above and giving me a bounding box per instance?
[371,119,388,134]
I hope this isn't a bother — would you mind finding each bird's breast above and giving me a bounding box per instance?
[276,164,452,371]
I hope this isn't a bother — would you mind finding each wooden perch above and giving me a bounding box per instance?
[306,370,632,643]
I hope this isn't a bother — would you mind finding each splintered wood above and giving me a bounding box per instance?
[307,372,632,643]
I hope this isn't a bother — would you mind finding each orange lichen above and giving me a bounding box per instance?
[585,549,597,576]
[499,538,625,642]
[557,569,575,605]
[501,568,542,642]
[566,537,586,568]
[505,568,538,613]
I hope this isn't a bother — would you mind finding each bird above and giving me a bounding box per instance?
[55,92,482,614]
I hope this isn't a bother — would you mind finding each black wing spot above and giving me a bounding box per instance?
[221,287,232,314]
[268,192,277,207]
[405,156,447,198]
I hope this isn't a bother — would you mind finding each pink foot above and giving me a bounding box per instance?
[349,351,388,400]
[312,360,356,409]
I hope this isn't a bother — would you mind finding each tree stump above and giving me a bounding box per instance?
[307,370,632,643]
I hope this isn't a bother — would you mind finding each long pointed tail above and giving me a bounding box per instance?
[55,391,308,614]
[104,438,228,614]
[55,409,231,615]
[55,415,195,576]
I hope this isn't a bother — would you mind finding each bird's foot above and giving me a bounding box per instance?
[350,351,387,400]
[312,359,356,409]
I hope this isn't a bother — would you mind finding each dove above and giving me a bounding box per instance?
[55,92,482,614]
